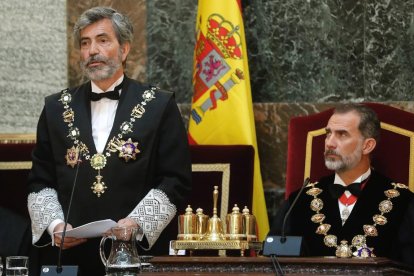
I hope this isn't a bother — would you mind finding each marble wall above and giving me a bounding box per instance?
[142,0,414,103]
[244,0,414,102]
[1,0,414,224]
[0,0,67,132]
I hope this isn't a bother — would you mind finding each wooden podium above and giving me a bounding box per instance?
[140,256,414,275]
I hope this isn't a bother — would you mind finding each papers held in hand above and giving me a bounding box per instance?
[53,219,117,238]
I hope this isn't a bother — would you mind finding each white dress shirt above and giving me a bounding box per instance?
[333,168,371,224]
[90,75,124,153]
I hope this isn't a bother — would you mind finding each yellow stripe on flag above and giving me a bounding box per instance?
[188,0,269,241]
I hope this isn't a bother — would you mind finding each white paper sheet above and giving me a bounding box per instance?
[54,219,118,238]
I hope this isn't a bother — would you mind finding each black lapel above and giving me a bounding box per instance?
[70,82,96,153]
[343,171,386,232]
[108,77,146,141]
[320,181,343,232]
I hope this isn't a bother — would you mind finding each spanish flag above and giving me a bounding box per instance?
[188,0,269,241]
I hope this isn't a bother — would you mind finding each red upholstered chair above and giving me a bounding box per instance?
[0,134,35,258]
[0,134,36,217]
[285,103,414,198]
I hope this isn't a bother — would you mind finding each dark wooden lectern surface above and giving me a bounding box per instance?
[139,256,414,275]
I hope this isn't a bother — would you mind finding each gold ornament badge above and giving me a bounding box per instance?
[90,153,107,169]
[65,146,79,168]
[90,154,107,197]
[91,174,107,197]
[335,240,352,258]
[118,138,140,162]
[107,137,141,162]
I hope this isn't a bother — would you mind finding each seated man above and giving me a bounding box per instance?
[269,103,414,266]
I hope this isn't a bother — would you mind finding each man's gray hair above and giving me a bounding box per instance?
[333,103,381,142]
[73,6,134,48]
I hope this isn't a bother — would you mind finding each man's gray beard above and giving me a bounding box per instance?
[83,63,119,80]
[80,51,122,81]
[325,159,346,171]
[81,60,120,81]
[324,144,363,172]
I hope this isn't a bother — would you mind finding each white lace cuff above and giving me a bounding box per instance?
[28,188,64,244]
[128,189,176,249]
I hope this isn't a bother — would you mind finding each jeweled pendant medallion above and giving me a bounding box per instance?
[353,245,375,258]
[91,174,107,197]
[90,153,107,170]
[373,214,387,225]
[65,146,79,168]
[311,213,325,223]
[379,200,393,213]
[352,235,366,247]
[335,240,352,258]
[384,189,400,198]
[363,224,378,236]
[63,109,74,123]
[316,223,331,235]
[324,234,337,247]
[306,187,322,196]
[118,138,140,162]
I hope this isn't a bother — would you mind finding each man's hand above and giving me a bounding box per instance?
[117,217,139,228]
[54,222,87,250]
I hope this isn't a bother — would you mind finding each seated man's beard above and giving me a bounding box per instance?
[324,148,362,172]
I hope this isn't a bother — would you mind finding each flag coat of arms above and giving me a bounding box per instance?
[188,0,269,241]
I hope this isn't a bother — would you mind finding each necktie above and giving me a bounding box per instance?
[90,81,123,101]
[329,182,362,199]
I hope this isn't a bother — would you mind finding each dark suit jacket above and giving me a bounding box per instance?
[0,207,31,257]
[28,77,192,275]
[269,170,414,266]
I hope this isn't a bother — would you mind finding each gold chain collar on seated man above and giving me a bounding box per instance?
[59,86,158,197]
[305,181,408,258]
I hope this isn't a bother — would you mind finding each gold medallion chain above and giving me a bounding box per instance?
[59,86,158,197]
[306,181,407,258]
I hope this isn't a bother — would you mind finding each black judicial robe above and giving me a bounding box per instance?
[269,170,414,266]
[28,77,192,275]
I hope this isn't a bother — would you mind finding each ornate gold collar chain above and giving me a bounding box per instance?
[59,85,158,197]
[305,180,408,258]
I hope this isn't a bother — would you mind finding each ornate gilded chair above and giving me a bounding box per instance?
[188,145,254,220]
[285,103,414,198]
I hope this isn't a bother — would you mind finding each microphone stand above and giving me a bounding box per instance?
[41,157,81,276]
[280,177,310,243]
[263,177,311,275]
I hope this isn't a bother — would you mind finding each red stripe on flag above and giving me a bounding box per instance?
[188,133,198,145]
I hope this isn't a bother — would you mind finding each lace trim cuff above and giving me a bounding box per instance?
[28,188,64,244]
[128,189,177,249]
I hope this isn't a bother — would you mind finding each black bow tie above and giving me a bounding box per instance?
[90,81,123,101]
[90,90,120,101]
[329,182,362,199]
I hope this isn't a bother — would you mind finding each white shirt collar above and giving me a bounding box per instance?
[334,167,371,187]
[91,75,124,93]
